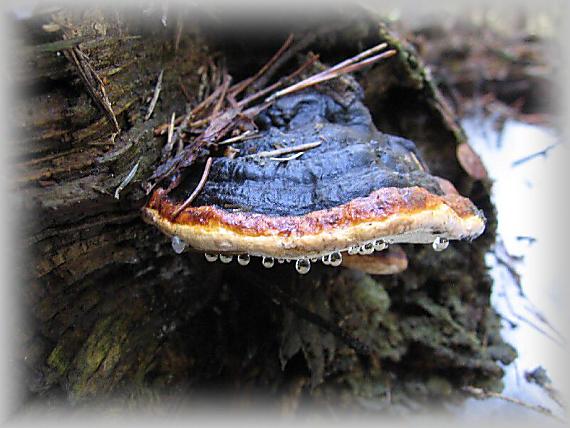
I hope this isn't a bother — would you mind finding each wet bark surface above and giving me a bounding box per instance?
[13,5,515,414]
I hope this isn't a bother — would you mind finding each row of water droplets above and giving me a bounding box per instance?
[171,236,449,274]
[201,252,333,274]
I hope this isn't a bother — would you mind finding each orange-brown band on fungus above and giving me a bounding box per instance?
[145,186,482,239]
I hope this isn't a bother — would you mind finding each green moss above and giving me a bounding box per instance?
[377,25,425,89]
[66,314,132,400]
[81,316,118,374]
[426,376,453,397]
[46,344,71,377]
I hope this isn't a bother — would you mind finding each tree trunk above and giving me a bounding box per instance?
[14,5,515,414]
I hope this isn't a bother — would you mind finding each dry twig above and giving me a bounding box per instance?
[145,69,164,121]
[251,33,317,91]
[114,160,140,200]
[171,157,213,218]
[270,152,305,162]
[231,34,295,97]
[166,112,176,149]
[147,38,396,197]
[267,45,396,101]
[64,46,120,133]
[462,386,564,423]
[246,141,322,159]
[216,130,256,146]
[493,241,565,345]
[512,143,559,167]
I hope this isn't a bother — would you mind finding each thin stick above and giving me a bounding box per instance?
[191,81,226,117]
[238,53,319,108]
[179,79,192,102]
[175,133,184,156]
[250,34,295,82]
[512,143,559,167]
[309,42,388,80]
[211,74,231,117]
[241,100,274,121]
[161,112,176,157]
[252,33,317,91]
[497,274,564,346]
[161,108,193,161]
[171,157,213,219]
[267,49,396,101]
[167,112,176,145]
[332,50,397,75]
[246,141,321,159]
[114,160,140,200]
[174,17,184,53]
[154,84,224,135]
[462,386,563,422]
[64,47,120,133]
[216,130,256,146]
[145,69,164,121]
[155,115,183,135]
[493,243,566,344]
[148,40,398,192]
[231,34,295,97]
[269,152,305,162]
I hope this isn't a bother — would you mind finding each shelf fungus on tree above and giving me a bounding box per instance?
[143,89,485,274]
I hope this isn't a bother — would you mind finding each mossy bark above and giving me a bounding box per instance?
[15,5,514,414]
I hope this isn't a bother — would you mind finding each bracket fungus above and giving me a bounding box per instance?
[143,85,485,274]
